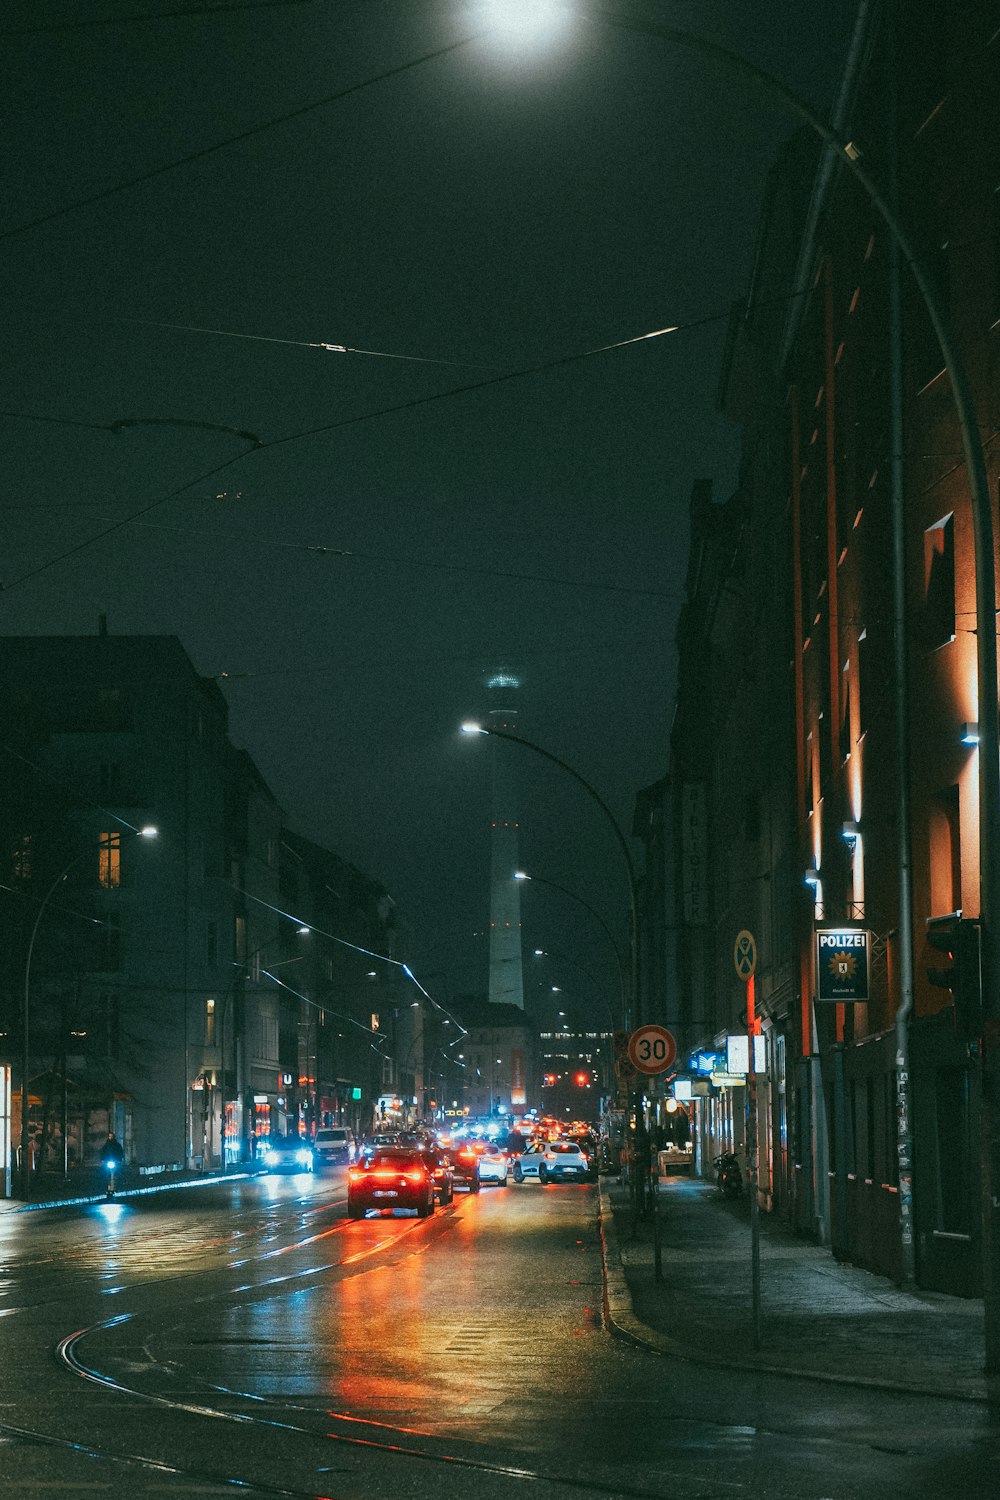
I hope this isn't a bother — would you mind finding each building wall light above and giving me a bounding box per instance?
[804,868,821,886]
[962,722,980,745]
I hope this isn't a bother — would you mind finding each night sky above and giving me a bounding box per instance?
[3,1,850,1026]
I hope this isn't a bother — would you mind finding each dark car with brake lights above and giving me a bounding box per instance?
[422,1147,455,1204]
[347,1147,436,1218]
[447,1141,481,1192]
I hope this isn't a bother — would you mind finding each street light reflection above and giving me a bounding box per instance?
[93,1200,127,1227]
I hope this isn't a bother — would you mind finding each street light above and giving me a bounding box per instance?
[514,869,627,1026]
[20,824,157,1197]
[461,722,640,1028]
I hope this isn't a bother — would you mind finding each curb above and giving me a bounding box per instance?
[1,1172,256,1213]
[597,1178,995,1405]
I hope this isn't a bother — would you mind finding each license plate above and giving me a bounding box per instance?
[373,1190,397,1198]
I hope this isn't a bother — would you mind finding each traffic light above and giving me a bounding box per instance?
[543,1073,557,1087]
[925,914,982,1037]
[574,1071,590,1087]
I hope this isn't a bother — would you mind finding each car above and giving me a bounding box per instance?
[513,1139,591,1184]
[313,1126,356,1167]
[347,1147,436,1218]
[362,1132,399,1150]
[447,1142,481,1193]
[423,1147,455,1204]
[476,1143,508,1186]
[261,1135,314,1173]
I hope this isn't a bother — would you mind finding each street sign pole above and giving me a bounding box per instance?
[747,971,762,1353]
[734,930,762,1352]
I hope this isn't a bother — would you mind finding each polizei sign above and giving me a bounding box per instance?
[815,926,870,1003]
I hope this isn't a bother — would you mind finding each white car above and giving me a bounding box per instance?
[476,1143,508,1186]
[313,1126,357,1167]
[513,1139,592,1184]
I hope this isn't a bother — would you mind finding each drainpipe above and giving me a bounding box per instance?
[886,0,917,1291]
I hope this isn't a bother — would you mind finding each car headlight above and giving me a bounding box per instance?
[264,1149,278,1164]
[296,1150,312,1166]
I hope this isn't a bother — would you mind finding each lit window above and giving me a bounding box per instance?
[98,832,121,888]
[206,997,216,1046]
[924,514,956,650]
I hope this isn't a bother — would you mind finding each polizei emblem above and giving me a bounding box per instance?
[815,928,868,1002]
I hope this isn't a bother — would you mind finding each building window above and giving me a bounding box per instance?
[98,832,121,888]
[818,711,832,794]
[929,785,961,916]
[99,761,121,799]
[256,1008,278,1062]
[857,628,870,738]
[206,922,218,968]
[99,990,121,1060]
[924,515,955,650]
[11,833,32,882]
[101,913,122,972]
[934,1066,973,1235]
[840,663,852,763]
[206,997,217,1046]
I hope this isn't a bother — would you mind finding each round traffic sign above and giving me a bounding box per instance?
[626,1024,677,1075]
[734,929,757,981]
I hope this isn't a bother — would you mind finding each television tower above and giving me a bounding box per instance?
[486,672,524,1009]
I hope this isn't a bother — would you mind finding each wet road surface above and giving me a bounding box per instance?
[1,1170,998,1498]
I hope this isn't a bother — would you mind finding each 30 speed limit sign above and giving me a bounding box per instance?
[626,1024,677,1075]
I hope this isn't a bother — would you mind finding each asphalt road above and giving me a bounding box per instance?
[1,1170,997,1498]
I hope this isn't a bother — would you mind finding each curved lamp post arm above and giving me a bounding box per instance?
[518,873,627,1028]
[467,724,640,1026]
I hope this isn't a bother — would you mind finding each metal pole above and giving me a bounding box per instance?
[747,973,762,1350]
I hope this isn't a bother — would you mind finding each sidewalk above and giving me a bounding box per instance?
[0,1165,253,1211]
[599,1171,997,1404]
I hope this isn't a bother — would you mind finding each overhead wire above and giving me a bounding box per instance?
[0,296,761,596]
[1,33,478,244]
[2,0,315,38]
[238,887,468,1034]
[101,315,500,371]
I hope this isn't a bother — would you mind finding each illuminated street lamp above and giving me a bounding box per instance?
[20,824,157,1197]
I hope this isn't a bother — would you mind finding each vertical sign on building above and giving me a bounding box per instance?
[510,1048,526,1107]
[814,926,870,1002]
[682,782,707,926]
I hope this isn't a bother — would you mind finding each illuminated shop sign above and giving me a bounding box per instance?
[815,926,870,1003]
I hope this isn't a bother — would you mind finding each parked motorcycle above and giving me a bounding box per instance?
[713,1151,743,1198]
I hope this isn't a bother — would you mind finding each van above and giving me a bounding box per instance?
[314,1126,356,1166]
